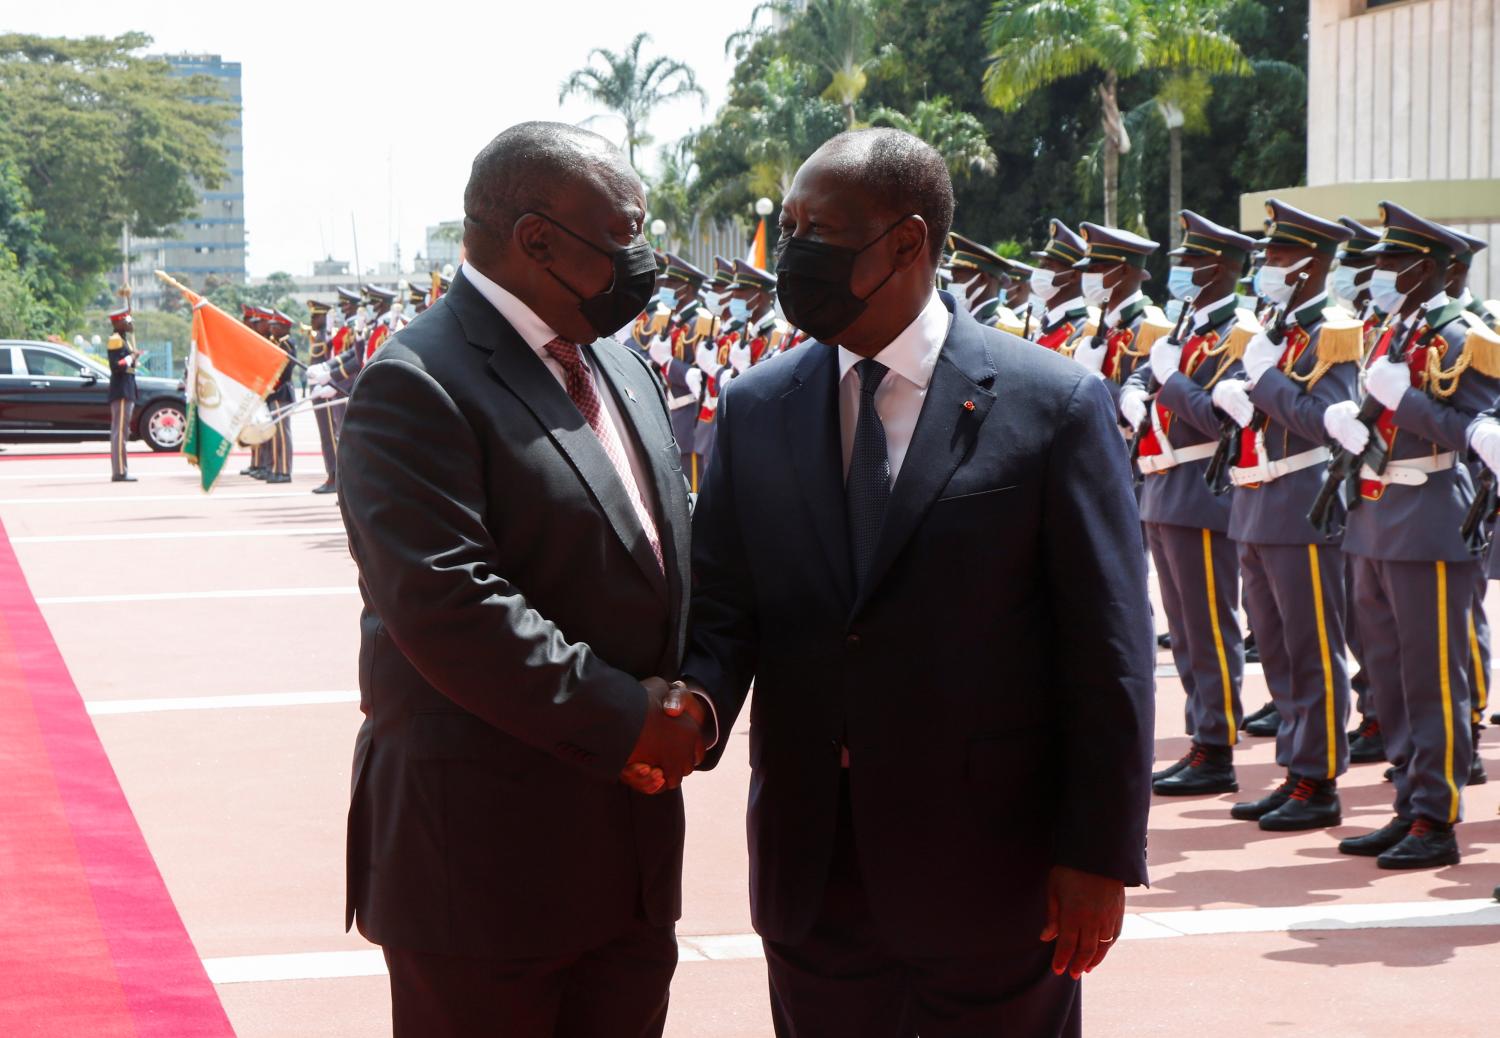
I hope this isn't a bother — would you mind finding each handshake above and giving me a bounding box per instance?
[619,677,712,795]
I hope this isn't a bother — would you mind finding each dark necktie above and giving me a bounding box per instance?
[847,358,891,588]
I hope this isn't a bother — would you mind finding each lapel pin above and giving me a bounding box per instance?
[625,386,637,402]
[963,400,976,412]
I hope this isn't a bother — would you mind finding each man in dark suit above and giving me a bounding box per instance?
[676,129,1155,1037]
[335,122,705,1038]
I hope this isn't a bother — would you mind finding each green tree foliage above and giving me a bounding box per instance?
[869,97,998,180]
[559,32,706,165]
[0,32,232,334]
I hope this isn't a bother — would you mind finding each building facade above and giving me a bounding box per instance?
[128,54,247,309]
[1242,0,1500,297]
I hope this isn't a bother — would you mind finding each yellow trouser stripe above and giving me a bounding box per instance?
[1203,529,1236,746]
[1436,562,1460,823]
[1469,614,1489,718]
[1307,546,1338,779]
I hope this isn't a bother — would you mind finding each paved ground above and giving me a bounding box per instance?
[2,421,1498,1036]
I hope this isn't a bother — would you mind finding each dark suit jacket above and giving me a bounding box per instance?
[337,270,693,959]
[684,293,1155,956]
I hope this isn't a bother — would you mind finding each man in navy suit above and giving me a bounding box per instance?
[674,130,1155,1037]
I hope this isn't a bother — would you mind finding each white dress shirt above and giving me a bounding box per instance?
[1191,294,1239,333]
[1105,290,1145,329]
[462,261,658,525]
[835,290,952,484]
[463,261,720,745]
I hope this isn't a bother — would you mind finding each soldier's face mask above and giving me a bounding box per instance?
[1369,259,1423,316]
[1029,266,1061,302]
[1167,264,1205,302]
[1333,263,1365,306]
[528,212,659,338]
[1080,268,1114,306]
[1253,256,1312,306]
[775,216,909,343]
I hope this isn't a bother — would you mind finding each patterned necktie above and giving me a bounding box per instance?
[847,358,891,588]
[544,338,664,573]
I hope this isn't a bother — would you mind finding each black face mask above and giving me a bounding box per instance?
[528,212,659,338]
[775,217,909,342]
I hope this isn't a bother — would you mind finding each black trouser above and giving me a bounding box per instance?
[315,398,344,483]
[383,919,676,1038]
[763,775,1080,1038]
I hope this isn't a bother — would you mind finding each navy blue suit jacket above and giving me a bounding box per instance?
[684,293,1155,954]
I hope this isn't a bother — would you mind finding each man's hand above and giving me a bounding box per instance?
[306,362,332,386]
[1119,384,1149,432]
[311,384,339,401]
[1241,331,1283,386]
[1365,356,1411,411]
[1471,418,1500,474]
[1148,339,1182,386]
[1040,865,1125,979]
[648,336,672,366]
[619,677,704,794]
[1072,337,1107,376]
[1211,379,1254,429]
[1324,399,1370,455]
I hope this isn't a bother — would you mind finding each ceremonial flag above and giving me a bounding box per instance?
[746,218,768,270]
[156,271,290,492]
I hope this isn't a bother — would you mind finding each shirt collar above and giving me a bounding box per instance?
[1457,288,1475,308]
[1106,290,1144,328]
[1046,295,1087,327]
[1192,294,1238,332]
[1290,290,1329,328]
[462,259,563,356]
[837,290,949,390]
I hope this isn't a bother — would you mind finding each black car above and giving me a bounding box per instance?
[0,339,188,452]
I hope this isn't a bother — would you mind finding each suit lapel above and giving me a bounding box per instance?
[447,273,668,602]
[852,303,997,617]
[784,344,855,606]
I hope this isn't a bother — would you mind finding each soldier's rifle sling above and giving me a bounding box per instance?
[1127,300,1195,481]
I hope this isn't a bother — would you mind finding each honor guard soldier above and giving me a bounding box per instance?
[362,284,397,361]
[1027,219,1093,354]
[105,302,139,483]
[945,232,1027,335]
[244,306,275,479]
[1444,226,1494,779]
[1072,224,1161,404]
[1212,201,1362,827]
[305,287,366,434]
[651,254,718,480]
[1328,203,1500,868]
[729,260,788,367]
[1119,211,1253,796]
[1333,216,1388,764]
[264,310,297,484]
[306,299,340,494]
[409,280,430,316]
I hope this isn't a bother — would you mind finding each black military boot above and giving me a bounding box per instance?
[1243,703,1281,738]
[1259,777,1341,831]
[1377,817,1460,869]
[1348,717,1387,764]
[1468,733,1487,786]
[1338,816,1412,857]
[1240,701,1276,733]
[1152,747,1195,783]
[1244,632,1260,664]
[1153,743,1236,796]
[1156,632,1172,650]
[1230,773,1297,821]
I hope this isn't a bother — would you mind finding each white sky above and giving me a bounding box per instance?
[12,1,761,276]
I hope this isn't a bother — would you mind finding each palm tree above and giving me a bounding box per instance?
[983,0,1248,226]
[727,0,890,129]
[1154,73,1214,245]
[559,33,707,166]
[869,97,998,180]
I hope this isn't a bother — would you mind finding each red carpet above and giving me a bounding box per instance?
[0,516,234,1036]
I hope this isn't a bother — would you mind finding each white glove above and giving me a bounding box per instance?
[1242,330,1283,385]
[684,367,704,396]
[306,362,331,386]
[647,336,672,365]
[1470,418,1500,475]
[311,384,338,401]
[729,341,752,373]
[1211,379,1255,429]
[696,343,719,375]
[1324,399,1370,455]
[1149,339,1182,386]
[1073,337,1107,376]
[1120,384,1149,432]
[1366,356,1411,411]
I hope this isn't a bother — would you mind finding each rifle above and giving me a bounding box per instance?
[1206,275,1308,495]
[1127,299,1196,482]
[1307,319,1424,536]
[1461,461,1498,554]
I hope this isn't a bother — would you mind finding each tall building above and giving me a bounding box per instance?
[127,54,247,309]
[1242,0,1500,297]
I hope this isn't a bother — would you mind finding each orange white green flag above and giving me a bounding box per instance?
[155,271,290,492]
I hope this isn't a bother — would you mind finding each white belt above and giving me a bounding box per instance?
[668,393,697,409]
[1137,440,1217,474]
[1360,451,1457,487]
[1231,427,1332,486]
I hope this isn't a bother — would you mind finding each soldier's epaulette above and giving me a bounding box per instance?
[107,333,123,350]
[1484,300,1500,322]
[1135,306,1174,354]
[993,304,1026,337]
[1322,303,1355,321]
[1460,309,1490,333]
[1316,314,1365,364]
[1461,321,1500,379]
[1221,309,1262,361]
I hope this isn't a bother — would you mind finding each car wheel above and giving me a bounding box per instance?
[139,399,187,452]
